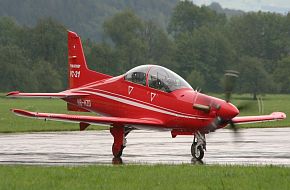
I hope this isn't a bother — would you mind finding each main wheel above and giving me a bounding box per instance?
[191,143,204,160]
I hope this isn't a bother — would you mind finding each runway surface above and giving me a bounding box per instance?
[0,128,290,166]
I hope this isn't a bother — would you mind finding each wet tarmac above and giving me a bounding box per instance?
[0,128,290,166]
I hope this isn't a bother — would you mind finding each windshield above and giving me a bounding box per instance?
[148,66,192,92]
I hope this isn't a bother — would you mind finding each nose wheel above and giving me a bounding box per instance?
[191,131,206,160]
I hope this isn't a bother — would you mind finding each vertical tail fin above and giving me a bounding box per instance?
[68,31,111,89]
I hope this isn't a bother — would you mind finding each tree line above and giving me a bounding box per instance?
[1,1,290,97]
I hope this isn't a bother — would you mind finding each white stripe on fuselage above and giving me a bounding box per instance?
[80,88,199,118]
[77,90,209,120]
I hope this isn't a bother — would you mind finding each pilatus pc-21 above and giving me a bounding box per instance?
[7,31,286,160]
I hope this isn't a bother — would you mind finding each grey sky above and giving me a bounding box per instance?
[192,0,290,14]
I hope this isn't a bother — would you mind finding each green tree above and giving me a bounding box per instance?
[32,60,62,92]
[273,56,290,93]
[104,10,144,47]
[237,56,275,99]
[0,17,22,46]
[228,12,286,63]
[0,45,37,92]
[186,70,205,89]
[103,10,174,74]
[103,10,147,73]
[174,26,235,92]
[168,0,225,37]
[142,20,175,67]
[27,18,67,88]
[86,42,117,76]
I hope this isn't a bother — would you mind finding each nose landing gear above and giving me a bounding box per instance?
[191,131,206,160]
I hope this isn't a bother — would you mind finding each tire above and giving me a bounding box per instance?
[191,143,204,160]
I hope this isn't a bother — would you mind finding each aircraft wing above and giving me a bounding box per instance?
[11,109,164,130]
[6,91,89,99]
[232,112,286,124]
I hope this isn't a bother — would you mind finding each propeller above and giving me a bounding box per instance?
[223,71,263,135]
[206,70,264,136]
[223,70,240,133]
[200,70,240,132]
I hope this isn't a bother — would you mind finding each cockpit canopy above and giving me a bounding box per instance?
[124,65,192,93]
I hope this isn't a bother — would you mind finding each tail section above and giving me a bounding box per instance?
[68,31,111,89]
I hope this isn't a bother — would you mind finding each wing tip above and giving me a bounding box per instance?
[6,91,20,97]
[11,109,36,117]
[271,112,286,120]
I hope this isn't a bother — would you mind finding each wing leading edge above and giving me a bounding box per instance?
[232,112,286,124]
[11,109,164,130]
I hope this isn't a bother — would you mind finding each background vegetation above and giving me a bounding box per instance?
[0,0,290,99]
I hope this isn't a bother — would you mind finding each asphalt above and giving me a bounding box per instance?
[0,128,290,166]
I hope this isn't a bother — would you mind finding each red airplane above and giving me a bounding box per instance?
[7,31,286,160]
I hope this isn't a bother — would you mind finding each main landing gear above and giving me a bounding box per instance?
[110,125,131,158]
[191,131,206,160]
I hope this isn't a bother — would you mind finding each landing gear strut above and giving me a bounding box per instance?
[110,126,131,158]
[191,131,206,160]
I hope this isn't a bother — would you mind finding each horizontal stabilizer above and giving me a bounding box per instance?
[6,91,89,99]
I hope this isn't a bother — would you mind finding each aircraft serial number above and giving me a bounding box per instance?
[70,71,81,78]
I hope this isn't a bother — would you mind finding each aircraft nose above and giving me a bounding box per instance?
[219,102,239,119]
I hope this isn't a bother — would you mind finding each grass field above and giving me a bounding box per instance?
[0,164,289,190]
[0,93,289,133]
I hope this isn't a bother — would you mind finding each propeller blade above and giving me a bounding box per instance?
[236,96,264,114]
[237,101,253,112]
[228,119,244,142]
[228,120,238,133]
[208,116,223,132]
[224,70,239,102]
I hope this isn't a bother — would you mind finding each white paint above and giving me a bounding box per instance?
[128,86,134,95]
[79,90,209,120]
[150,92,156,102]
[70,71,81,78]
[77,99,91,107]
[70,64,81,69]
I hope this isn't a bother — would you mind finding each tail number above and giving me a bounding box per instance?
[77,99,91,107]
[70,71,81,78]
